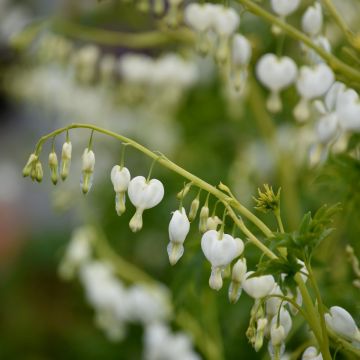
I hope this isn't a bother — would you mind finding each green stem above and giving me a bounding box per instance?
[275,209,285,233]
[34,123,273,239]
[306,262,331,356]
[237,0,360,83]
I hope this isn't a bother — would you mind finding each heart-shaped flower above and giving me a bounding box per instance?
[325,306,360,342]
[201,230,244,291]
[271,0,300,17]
[336,88,360,131]
[128,176,164,232]
[167,207,190,265]
[242,271,275,299]
[212,6,240,36]
[256,54,297,112]
[302,2,323,37]
[302,346,323,360]
[81,148,95,194]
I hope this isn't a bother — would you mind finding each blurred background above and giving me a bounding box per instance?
[0,0,359,359]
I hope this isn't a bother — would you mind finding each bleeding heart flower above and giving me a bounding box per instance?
[336,88,360,131]
[302,346,323,360]
[242,271,275,299]
[128,176,164,232]
[201,230,244,291]
[271,0,300,17]
[256,54,297,113]
[111,165,131,216]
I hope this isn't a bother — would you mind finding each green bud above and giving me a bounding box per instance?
[35,161,43,182]
[22,153,38,177]
[48,152,58,185]
[188,197,200,222]
[176,182,192,200]
[253,184,281,214]
[199,205,209,233]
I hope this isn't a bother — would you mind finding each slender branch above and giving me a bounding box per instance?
[51,18,193,48]
[237,0,360,83]
[33,123,274,238]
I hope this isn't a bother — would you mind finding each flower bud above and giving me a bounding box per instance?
[81,148,95,194]
[209,267,223,291]
[188,196,200,222]
[325,306,360,342]
[228,258,247,304]
[35,161,43,183]
[302,346,323,360]
[23,153,38,177]
[242,272,275,299]
[206,215,222,231]
[48,151,58,185]
[255,318,268,351]
[60,141,72,181]
[232,34,252,67]
[111,165,131,216]
[271,324,285,347]
[167,207,190,265]
[176,182,192,199]
[302,3,323,37]
[199,205,209,233]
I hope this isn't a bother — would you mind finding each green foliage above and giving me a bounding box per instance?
[275,203,342,261]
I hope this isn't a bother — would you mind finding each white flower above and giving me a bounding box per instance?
[111,165,131,193]
[144,323,200,360]
[212,6,240,36]
[316,113,339,143]
[302,346,323,360]
[119,54,154,84]
[325,306,360,342]
[270,324,286,346]
[242,271,275,299]
[48,151,58,185]
[271,0,300,17]
[201,230,244,290]
[111,165,131,216]
[266,284,284,317]
[294,64,334,122]
[302,2,323,37]
[184,3,216,32]
[167,207,190,265]
[60,140,72,180]
[256,54,297,113]
[336,88,360,131]
[232,34,252,67]
[206,215,222,231]
[271,308,293,337]
[128,176,164,232]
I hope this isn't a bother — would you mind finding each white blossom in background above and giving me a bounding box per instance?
[302,2,323,37]
[270,0,300,34]
[58,226,93,280]
[128,176,164,232]
[201,230,244,290]
[167,207,190,265]
[242,271,275,299]
[256,54,298,113]
[72,45,100,84]
[325,306,360,343]
[144,323,201,360]
[302,346,323,360]
[294,63,334,122]
[336,88,360,132]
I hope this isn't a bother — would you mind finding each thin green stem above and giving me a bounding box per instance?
[275,209,285,233]
[306,262,331,356]
[237,0,360,83]
[34,123,273,238]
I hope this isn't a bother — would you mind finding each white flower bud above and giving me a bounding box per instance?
[128,176,164,232]
[167,207,190,265]
[242,272,275,299]
[60,141,72,181]
[81,148,95,194]
[206,215,222,231]
[255,318,268,351]
[35,161,43,183]
[232,34,252,67]
[271,0,300,17]
[23,153,38,177]
[302,3,323,37]
[228,258,247,304]
[325,306,360,342]
[271,308,292,337]
[188,196,200,222]
[316,113,338,143]
[302,346,323,360]
[48,151,59,185]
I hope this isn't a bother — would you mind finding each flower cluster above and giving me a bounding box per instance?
[184,2,251,90]
[59,226,200,360]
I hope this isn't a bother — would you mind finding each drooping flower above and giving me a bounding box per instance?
[228,258,247,304]
[302,346,323,360]
[111,165,131,216]
[128,176,164,232]
[201,230,244,290]
[302,2,323,37]
[256,54,297,113]
[48,151,58,185]
[81,148,95,194]
[167,207,190,265]
[242,272,275,299]
[60,140,72,180]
